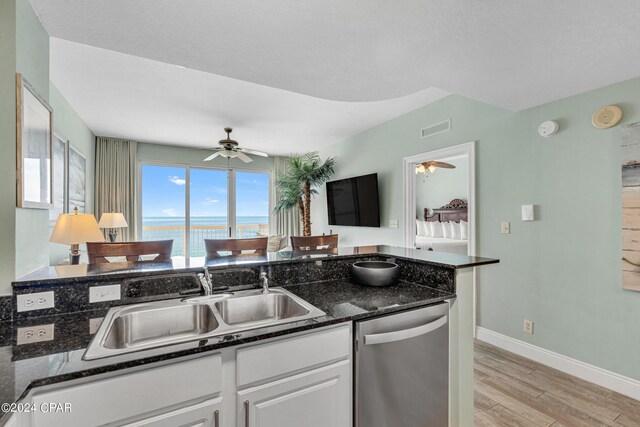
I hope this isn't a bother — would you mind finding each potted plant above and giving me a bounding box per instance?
[274,153,335,236]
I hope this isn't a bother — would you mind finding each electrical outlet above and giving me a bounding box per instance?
[89,284,121,303]
[501,221,511,234]
[523,319,534,334]
[17,324,55,345]
[17,291,55,312]
[389,219,399,229]
[89,317,104,335]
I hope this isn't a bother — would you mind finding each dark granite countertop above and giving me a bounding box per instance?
[13,245,498,286]
[0,279,453,420]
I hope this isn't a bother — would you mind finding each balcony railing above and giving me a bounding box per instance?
[142,224,269,257]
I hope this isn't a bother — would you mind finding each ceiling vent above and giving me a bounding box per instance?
[420,119,451,139]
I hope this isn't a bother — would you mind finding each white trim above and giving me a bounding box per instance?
[475,326,640,401]
[403,141,477,333]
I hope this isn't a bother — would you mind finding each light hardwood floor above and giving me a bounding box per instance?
[474,340,640,426]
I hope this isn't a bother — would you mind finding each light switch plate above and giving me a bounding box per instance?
[17,291,55,312]
[389,219,399,228]
[17,324,55,345]
[89,284,121,303]
[501,221,510,234]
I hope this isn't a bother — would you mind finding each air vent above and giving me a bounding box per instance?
[420,119,451,139]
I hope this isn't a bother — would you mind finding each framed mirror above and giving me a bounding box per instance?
[16,73,53,209]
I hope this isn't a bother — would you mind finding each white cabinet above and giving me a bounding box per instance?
[20,324,351,427]
[122,398,222,427]
[237,360,351,427]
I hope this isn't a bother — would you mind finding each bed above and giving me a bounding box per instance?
[416,199,469,255]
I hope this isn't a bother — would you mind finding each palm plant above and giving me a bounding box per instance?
[274,153,336,236]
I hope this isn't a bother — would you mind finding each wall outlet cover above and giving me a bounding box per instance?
[501,221,511,234]
[17,324,55,345]
[89,284,121,303]
[524,319,534,334]
[17,291,55,312]
[389,219,399,228]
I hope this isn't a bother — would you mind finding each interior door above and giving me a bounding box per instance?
[237,360,351,427]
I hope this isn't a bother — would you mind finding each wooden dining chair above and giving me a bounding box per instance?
[204,237,268,258]
[290,234,338,251]
[86,240,173,264]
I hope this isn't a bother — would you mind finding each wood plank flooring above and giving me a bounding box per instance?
[474,340,640,426]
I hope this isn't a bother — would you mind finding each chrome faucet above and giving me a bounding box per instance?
[259,271,269,294]
[198,267,214,296]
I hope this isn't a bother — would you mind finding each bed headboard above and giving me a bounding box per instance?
[424,199,468,223]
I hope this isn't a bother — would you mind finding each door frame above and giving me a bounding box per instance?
[402,141,477,331]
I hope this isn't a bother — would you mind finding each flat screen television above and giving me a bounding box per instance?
[326,173,380,227]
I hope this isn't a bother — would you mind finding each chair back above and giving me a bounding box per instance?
[290,234,338,251]
[205,237,268,258]
[86,240,173,264]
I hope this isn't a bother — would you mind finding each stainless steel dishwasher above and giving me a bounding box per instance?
[355,302,449,427]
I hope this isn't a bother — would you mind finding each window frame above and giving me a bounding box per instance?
[137,159,272,257]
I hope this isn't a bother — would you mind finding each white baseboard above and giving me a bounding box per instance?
[475,326,640,401]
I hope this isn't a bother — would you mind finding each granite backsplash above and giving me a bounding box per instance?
[9,254,455,321]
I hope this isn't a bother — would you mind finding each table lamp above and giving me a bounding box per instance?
[98,212,129,242]
[50,208,105,264]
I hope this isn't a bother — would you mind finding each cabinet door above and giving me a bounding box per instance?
[122,398,222,427]
[237,360,351,427]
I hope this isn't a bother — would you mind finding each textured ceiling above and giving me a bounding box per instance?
[30,0,640,110]
[50,38,449,155]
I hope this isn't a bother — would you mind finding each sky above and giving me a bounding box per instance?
[141,165,269,219]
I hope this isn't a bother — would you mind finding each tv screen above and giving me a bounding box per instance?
[326,173,380,227]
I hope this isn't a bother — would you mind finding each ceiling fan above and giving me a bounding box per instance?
[415,160,456,174]
[203,127,268,163]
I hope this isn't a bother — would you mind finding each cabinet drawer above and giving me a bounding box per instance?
[31,354,221,427]
[237,324,350,387]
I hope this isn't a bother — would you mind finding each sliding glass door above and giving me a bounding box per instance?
[236,171,270,238]
[140,165,187,256]
[140,164,270,258]
[189,168,229,257]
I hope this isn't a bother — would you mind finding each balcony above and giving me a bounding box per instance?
[142,224,269,257]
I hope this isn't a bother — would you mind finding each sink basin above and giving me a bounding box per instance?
[103,303,219,350]
[215,292,309,326]
[84,288,326,360]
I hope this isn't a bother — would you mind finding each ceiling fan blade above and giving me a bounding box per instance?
[239,147,268,157]
[203,151,222,161]
[429,161,456,169]
[236,151,253,163]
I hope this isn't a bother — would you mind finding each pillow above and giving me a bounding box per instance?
[450,221,461,240]
[423,221,431,237]
[416,220,427,237]
[429,221,444,238]
[460,220,468,240]
[442,222,453,239]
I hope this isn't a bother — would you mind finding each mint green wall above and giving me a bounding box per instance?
[0,0,19,295]
[313,78,640,380]
[416,157,468,218]
[14,0,51,281]
[48,84,96,265]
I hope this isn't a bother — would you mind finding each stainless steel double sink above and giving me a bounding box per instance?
[83,288,326,360]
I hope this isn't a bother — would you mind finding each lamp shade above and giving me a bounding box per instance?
[98,212,129,229]
[50,212,105,245]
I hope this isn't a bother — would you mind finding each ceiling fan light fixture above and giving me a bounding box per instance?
[219,150,237,158]
[428,165,436,173]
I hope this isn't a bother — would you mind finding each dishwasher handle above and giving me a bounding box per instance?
[363,315,448,346]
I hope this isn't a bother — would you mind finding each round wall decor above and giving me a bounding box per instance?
[592,105,623,129]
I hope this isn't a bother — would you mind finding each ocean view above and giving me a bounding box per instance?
[142,216,269,256]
